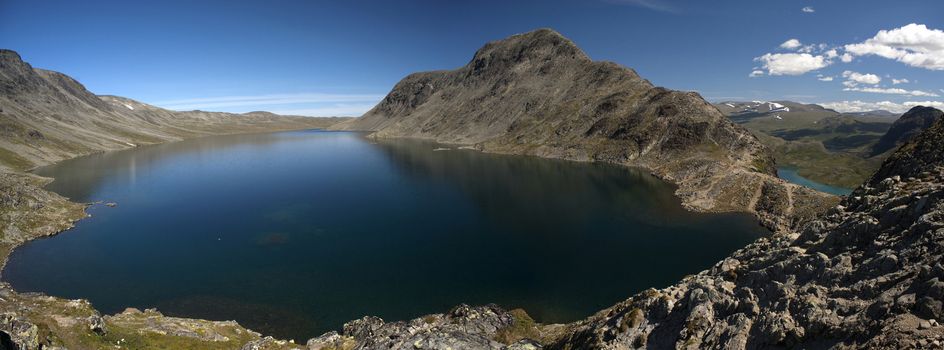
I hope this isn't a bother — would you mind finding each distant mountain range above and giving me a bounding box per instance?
[712,100,942,188]
[714,100,896,122]
[0,49,342,172]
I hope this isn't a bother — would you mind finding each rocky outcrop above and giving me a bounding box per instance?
[0,172,86,252]
[871,106,943,157]
[304,305,554,350]
[335,29,835,230]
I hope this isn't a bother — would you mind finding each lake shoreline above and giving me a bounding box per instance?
[0,128,817,348]
[0,127,336,348]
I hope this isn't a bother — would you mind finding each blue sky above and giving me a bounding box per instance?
[2,0,942,115]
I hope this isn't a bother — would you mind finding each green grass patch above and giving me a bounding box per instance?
[0,147,34,170]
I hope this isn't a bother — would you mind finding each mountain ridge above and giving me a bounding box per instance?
[0,49,343,172]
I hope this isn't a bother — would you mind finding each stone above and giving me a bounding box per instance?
[87,314,107,335]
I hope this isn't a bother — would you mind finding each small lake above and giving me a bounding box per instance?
[5,130,767,341]
[777,167,853,196]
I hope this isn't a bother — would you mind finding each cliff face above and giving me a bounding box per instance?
[0,49,339,171]
[871,106,943,157]
[337,29,834,230]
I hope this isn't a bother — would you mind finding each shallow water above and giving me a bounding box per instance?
[777,167,853,196]
[6,130,767,340]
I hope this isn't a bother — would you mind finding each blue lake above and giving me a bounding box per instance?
[777,167,854,196]
[5,130,768,340]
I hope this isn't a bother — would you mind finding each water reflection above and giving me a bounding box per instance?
[10,130,767,341]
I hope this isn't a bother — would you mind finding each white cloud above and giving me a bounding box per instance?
[801,6,815,13]
[892,78,910,85]
[825,49,839,58]
[817,76,834,82]
[844,23,944,70]
[819,100,944,113]
[840,53,854,63]
[843,86,939,97]
[841,70,882,85]
[780,39,803,50]
[748,70,765,78]
[153,93,384,110]
[755,53,831,75]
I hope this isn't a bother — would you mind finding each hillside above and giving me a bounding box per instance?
[337,29,834,230]
[0,49,343,172]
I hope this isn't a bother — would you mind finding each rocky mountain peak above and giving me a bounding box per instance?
[466,28,590,77]
[1,50,36,81]
[0,49,25,65]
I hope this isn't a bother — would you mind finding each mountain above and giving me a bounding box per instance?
[336,29,834,230]
[301,101,944,350]
[870,106,943,157]
[0,49,342,171]
[715,100,836,124]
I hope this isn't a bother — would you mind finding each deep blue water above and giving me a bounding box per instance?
[777,167,853,196]
[5,130,767,340]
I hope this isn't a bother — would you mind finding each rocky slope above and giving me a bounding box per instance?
[335,29,835,230]
[871,106,943,157]
[0,49,343,172]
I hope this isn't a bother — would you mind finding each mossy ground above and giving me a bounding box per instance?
[494,309,541,345]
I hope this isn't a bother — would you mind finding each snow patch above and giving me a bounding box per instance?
[123,103,134,110]
[724,103,736,108]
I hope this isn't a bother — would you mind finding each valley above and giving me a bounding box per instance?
[0,25,942,350]
[715,100,940,189]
